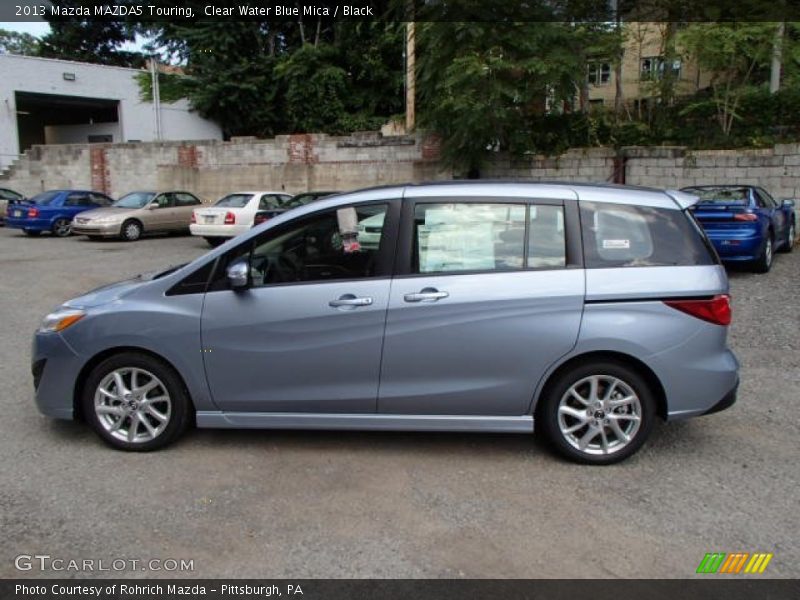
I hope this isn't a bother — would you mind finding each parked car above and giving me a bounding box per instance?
[681,185,795,273]
[0,187,25,224]
[72,191,203,241]
[252,190,338,227]
[191,191,292,246]
[31,182,738,464]
[6,190,114,237]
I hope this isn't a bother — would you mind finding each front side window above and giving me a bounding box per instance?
[153,194,173,209]
[581,201,715,268]
[230,204,389,287]
[413,203,527,273]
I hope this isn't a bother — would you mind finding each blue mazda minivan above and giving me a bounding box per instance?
[31,182,738,464]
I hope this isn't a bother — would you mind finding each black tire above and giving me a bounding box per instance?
[22,229,41,237]
[51,217,72,237]
[82,352,192,451]
[120,219,143,242]
[538,361,656,465]
[779,220,795,254]
[752,233,773,273]
[205,237,224,247]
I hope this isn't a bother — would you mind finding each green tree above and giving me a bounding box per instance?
[0,29,39,55]
[417,22,591,173]
[678,23,784,136]
[38,1,144,67]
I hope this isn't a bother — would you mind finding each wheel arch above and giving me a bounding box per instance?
[533,351,668,421]
[73,346,194,421]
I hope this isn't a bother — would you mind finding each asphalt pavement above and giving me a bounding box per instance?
[0,225,797,578]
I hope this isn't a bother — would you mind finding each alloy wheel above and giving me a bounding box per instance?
[53,219,71,237]
[93,367,172,443]
[557,375,642,456]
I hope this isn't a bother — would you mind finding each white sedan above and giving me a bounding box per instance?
[191,191,292,246]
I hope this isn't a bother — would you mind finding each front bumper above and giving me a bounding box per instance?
[31,331,82,420]
[72,221,121,236]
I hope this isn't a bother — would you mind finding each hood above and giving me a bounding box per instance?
[78,207,139,220]
[63,263,186,309]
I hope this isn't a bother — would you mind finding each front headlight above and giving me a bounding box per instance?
[38,309,86,333]
[93,217,119,224]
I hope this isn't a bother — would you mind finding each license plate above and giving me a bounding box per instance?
[204,216,215,224]
[13,210,22,217]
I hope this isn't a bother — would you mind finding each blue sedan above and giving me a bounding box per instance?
[682,185,796,273]
[5,190,115,237]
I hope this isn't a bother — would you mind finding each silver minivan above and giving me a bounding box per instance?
[32,182,738,464]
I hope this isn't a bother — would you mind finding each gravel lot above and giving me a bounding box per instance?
[0,225,798,579]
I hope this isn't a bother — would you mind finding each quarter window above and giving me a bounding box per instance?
[231,204,388,287]
[580,201,715,267]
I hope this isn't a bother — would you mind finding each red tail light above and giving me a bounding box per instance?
[27,207,39,218]
[733,213,758,222]
[664,295,731,326]
[224,211,235,225]
[190,212,196,224]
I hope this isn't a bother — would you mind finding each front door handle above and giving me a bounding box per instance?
[404,288,449,303]
[329,294,373,309]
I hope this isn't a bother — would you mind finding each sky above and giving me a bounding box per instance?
[0,21,147,51]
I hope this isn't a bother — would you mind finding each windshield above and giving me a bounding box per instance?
[30,191,61,206]
[114,192,156,209]
[687,187,749,203]
[215,194,254,208]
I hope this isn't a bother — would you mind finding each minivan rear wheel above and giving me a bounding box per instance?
[539,362,656,465]
[82,352,191,451]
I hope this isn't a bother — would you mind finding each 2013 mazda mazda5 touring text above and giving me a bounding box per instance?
[32,182,739,464]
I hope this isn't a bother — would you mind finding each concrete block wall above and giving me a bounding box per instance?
[0,132,450,202]
[3,134,800,203]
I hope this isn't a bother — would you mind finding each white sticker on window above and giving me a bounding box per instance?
[602,239,631,249]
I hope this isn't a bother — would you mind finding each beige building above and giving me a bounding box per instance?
[586,22,713,110]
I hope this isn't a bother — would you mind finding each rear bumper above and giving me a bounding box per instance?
[701,379,738,416]
[705,228,762,260]
[5,217,51,231]
[190,224,247,238]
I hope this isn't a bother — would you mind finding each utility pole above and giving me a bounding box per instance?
[150,56,162,140]
[769,22,784,94]
[406,21,415,132]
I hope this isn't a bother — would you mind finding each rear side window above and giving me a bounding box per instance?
[580,201,715,268]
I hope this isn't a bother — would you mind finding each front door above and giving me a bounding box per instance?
[378,199,585,416]
[201,201,398,413]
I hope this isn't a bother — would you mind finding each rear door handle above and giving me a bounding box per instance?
[404,288,449,303]
[329,294,373,309]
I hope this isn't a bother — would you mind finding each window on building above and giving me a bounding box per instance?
[587,62,611,86]
[640,57,682,81]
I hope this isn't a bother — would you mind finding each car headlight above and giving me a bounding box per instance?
[93,217,119,224]
[38,309,86,333]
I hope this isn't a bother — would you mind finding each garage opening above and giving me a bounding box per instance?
[15,91,120,153]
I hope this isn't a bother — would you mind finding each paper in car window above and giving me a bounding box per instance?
[602,239,631,249]
[336,207,359,235]
[420,208,495,272]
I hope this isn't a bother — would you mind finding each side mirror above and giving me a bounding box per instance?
[147,202,159,210]
[782,199,796,208]
[226,259,249,289]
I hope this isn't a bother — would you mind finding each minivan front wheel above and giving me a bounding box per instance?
[82,352,191,451]
[539,362,655,465]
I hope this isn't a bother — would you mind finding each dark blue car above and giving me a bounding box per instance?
[682,185,796,273]
[5,190,115,237]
